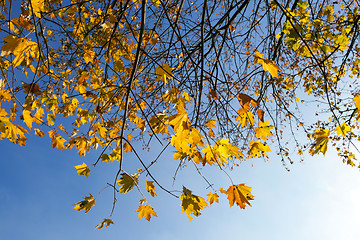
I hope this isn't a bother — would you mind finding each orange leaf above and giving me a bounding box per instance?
[146,181,157,197]
[221,184,254,209]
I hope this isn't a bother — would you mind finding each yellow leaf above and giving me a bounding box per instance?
[155,63,174,84]
[353,94,360,110]
[254,51,281,78]
[136,204,157,221]
[146,181,157,197]
[73,194,95,213]
[248,140,271,157]
[117,172,139,193]
[74,162,90,178]
[51,136,66,150]
[207,192,219,205]
[235,108,255,127]
[254,121,273,141]
[309,128,330,155]
[1,35,39,67]
[95,218,114,230]
[29,0,45,18]
[34,128,44,137]
[22,109,35,129]
[221,184,254,209]
[335,123,350,136]
[84,50,95,64]
[179,186,208,220]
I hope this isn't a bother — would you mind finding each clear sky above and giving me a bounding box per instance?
[1,132,360,240]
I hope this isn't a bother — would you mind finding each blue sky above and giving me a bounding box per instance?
[1,133,360,240]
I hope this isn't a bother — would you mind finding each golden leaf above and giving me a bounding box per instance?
[74,162,90,178]
[136,204,157,221]
[335,123,350,136]
[51,136,66,150]
[117,172,139,193]
[207,192,219,205]
[146,181,157,197]
[73,194,95,213]
[221,184,254,209]
[179,186,208,220]
[309,128,330,155]
[254,51,281,78]
[155,63,174,84]
[95,218,114,230]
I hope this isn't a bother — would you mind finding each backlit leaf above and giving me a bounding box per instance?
[95,218,114,230]
[74,162,90,178]
[136,204,157,221]
[179,186,208,220]
[73,194,95,213]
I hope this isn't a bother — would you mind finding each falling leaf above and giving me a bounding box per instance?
[73,194,95,213]
[220,184,254,209]
[117,172,139,193]
[136,204,157,221]
[254,51,281,78]
[95,218,114,230]
[146,181,157,197]
[74,162,90,178]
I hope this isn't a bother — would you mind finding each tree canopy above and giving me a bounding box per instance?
[1,0,360,226]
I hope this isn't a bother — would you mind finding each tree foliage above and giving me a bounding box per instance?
[1,0,360,226]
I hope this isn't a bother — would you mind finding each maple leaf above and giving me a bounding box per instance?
[29,0,45,18]
[207,192,219,205]
[237,93,258,110]
[254,121,274,141]
[149,113,169,134]
[220,184,254,209]
[335,123,351,136]
[168,106,189,132]
[95,218,114,230]
[254,51,281,78]
[74,162,90,178]
[136,204,157,221]
[146,181,157,197]
[1,35,39,67]
[248,140,271,157]
[309,128,330,155]
[22,109,35,129]
[117,172,139,193]
[155,63,174,84]
[179,186,208,220]
[235,108,255,128]
[73,194,95,213]
[51,136,66,150]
